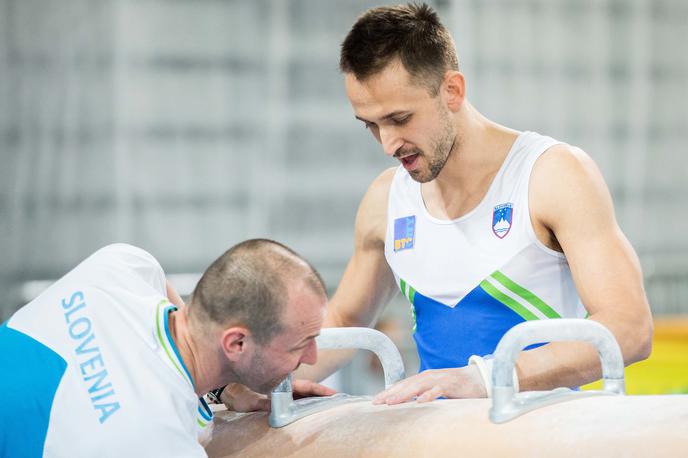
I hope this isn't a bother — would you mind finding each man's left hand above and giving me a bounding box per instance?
[220,380,337,412]
[292,379,337,399]
[372,365,487,405]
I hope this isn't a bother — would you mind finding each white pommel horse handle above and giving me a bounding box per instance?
[490,318,626,424]
[269,327,406,428]
[315,327,406,388]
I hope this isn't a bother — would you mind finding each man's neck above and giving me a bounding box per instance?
[168,309,218,396]
[441,104,518,188]
[422,103,520,219]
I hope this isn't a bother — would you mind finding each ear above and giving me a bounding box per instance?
[442,71,465,112]
[220,326,252,362]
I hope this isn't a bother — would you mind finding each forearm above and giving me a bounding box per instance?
[293,348,358,382]
[515,340,600,390]
[294,305,366,381]
[516,311,653,391]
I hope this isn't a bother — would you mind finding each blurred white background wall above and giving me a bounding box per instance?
[1,0,687,391]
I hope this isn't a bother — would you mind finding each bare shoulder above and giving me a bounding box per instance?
[530,143,614,231]
[354,167,397,247]
[532,144,602,186]
[364,167,397,207]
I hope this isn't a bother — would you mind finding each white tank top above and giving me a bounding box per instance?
[384,131,585,371]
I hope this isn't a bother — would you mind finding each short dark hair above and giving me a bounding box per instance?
[340,2,459,95]
[189,239,326,344]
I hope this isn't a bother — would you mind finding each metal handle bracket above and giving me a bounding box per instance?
[269,327,406,428]
[489,319,625,424]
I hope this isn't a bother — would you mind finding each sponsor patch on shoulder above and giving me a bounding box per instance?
[393,215,416,252]
[492,203,513,239]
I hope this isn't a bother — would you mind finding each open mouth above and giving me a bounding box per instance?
[399,153,419,170]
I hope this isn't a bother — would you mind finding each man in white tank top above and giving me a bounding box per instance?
[226,3,653,408]
[224,4,652,410]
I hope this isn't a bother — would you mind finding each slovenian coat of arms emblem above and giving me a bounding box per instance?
[492,203,513,239]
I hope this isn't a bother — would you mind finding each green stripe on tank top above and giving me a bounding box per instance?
[399,278,417,305]
[490,270,561,319]
[407,285,416,304]
[480,279,539,321]
[399,277,418,332]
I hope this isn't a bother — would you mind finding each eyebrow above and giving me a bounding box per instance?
[355,111,410,123]
[293,333,319,348]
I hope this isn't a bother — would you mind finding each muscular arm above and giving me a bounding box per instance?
[517,144,653,390]
[295,168,399,382]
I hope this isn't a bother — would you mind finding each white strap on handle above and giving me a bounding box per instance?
[469,355,519,398]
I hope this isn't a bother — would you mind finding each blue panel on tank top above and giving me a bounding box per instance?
[0,321,67,458]
[413,285,527,371]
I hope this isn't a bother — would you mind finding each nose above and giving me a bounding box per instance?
[300,339,318,366]
[379,126,403,157]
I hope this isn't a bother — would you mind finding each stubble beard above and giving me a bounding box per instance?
[237,347,288,395]
[410,115,457,183]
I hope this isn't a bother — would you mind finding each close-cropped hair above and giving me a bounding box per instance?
[189,238,325,344]
[340,2,459,95]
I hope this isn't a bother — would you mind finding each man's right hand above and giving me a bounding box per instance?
[221,384,270,412]
[221,380,337,412]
